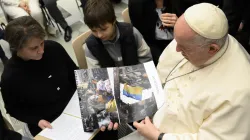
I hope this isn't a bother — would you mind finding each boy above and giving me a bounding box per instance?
[83,0,152,69]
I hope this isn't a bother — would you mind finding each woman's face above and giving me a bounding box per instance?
[17,37,45,60]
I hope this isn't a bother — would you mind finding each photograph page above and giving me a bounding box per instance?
[75,61,165,131]
[75,68,119,132]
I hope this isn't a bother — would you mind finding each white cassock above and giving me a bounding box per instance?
[121,3,250,140]
[121,36,250,140]
[154,35,250,140]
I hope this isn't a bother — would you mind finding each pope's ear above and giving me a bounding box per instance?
[208,44,220,55]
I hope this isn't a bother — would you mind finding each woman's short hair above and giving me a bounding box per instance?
[83,0,116,29]
[5,16,46,53]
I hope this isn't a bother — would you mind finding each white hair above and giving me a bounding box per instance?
[193,33,228,47]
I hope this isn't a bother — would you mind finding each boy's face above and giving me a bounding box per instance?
[90,22,116,41]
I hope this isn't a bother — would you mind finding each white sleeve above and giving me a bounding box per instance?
[83,43,101,69]
[162,90,250,140]
[1,0,20,6]
[132,27,152,63]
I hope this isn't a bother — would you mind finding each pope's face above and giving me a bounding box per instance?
[174,16,213,67]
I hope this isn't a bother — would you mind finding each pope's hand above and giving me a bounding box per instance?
[133,117,160,140]
[161,13,178,27]
[38,120,52,130]
[100,122,119,131]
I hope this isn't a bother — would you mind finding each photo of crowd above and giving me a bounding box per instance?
[75,68,119,132]
[114,64,158,123]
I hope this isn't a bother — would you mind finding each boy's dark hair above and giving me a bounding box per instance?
[5,16,46,53]
[83,0,116,29]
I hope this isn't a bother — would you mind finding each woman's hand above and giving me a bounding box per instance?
[38,119,52,129]
[238,22,244,32]
[161,13,178,27]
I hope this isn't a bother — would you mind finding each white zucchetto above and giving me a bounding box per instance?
[184,3,228,39]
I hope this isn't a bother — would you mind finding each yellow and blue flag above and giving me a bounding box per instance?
[123,83,143,101]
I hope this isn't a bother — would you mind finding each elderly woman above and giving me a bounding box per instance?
[1,0,44,28]
[1,16,78,137]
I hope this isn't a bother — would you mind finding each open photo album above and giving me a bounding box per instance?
[74,61,165,132]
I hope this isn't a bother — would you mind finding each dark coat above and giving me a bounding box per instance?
[128,0,191,45]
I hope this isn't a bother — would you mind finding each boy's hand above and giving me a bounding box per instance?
[100,122,119,131]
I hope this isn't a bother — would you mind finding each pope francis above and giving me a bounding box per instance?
[120,3,250,140]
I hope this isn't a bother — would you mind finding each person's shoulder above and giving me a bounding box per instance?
[118,22,133,27]
[44,40,65,53]
[3,57,18,73]
[44,40,63,49]
[131,26,144,43]
[132,26,141,35]
[117,22,140,35]
[85,33,96,43]
[117,22,134,34]
[1,58,18,84]
[43,40,68,61]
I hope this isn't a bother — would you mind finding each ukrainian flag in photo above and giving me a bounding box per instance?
[123,83,143,101]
